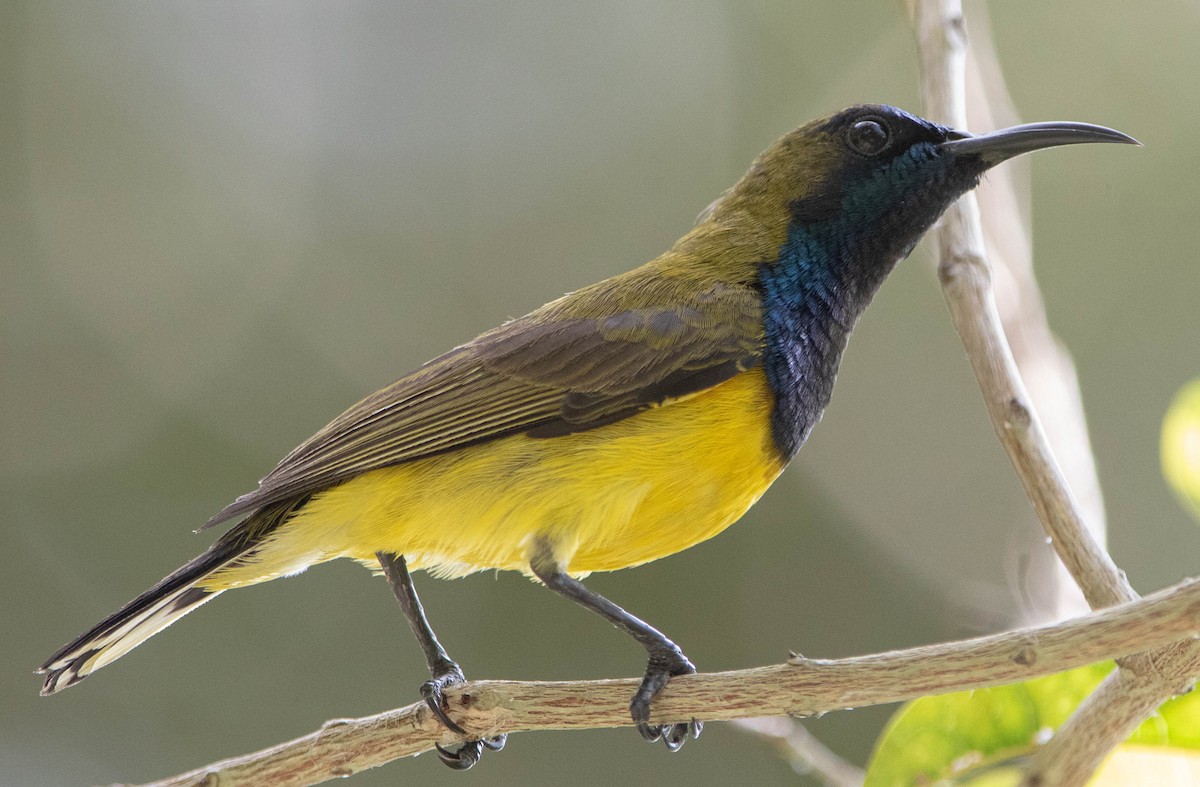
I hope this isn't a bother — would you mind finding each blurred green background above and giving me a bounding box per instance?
[4,1,1199,784]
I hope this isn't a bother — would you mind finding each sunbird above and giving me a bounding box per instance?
[38,104,1135,768]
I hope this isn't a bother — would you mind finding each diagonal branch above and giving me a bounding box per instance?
[130,578,1200,787]
[910,0,1134,612]
[963,5,1105,621]
[908,1,1200,784]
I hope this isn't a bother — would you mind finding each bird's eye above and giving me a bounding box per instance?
[846,118,891,156]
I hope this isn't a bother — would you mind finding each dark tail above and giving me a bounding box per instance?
[35,498,306,695]
[36,538,244,695]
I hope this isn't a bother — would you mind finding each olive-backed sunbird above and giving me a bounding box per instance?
[38,105,1135,768]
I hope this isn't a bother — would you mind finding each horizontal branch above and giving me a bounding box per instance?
[134,576,1200,787]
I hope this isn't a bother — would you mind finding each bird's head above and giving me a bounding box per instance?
[697,105,1137,460]
[695,103,1136,284]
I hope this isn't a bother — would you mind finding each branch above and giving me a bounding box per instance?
[963,5,1104,621]
[734,717,864,787]
[908,1,1200,784]
[910,0,1133,612]
[131,578,1200,787]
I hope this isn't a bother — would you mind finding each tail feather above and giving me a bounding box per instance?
[38,496,312,695]
[37,585,222,695]
[36,511,275,695]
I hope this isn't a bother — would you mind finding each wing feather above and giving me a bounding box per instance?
[204,279,763,528]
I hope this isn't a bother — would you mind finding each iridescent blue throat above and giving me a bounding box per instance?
[758,143,970,459]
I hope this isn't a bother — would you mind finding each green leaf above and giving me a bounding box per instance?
[864,663,1200,785]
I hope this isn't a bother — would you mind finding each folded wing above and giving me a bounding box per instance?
[204,279,763,528]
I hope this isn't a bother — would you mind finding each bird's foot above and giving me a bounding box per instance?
[433,734,508,770]
[631,650,703,751]
[420,661,470,736]
[421,660,508,770]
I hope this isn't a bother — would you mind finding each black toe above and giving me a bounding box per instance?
[420,675,470,737]
[628,650,702,751]
[662,723,689,751]
[421,664,508,769]
[435,740,482,770]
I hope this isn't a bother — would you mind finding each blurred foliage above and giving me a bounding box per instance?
[864,662,1200,785]
[1162,378,1200,522]
[894,749,1200,787]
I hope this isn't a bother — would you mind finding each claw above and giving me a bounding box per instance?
[435,740,482,770]
[661,720,701,750]
[421,664,508,769]
[420,673,470,737]
[629,651,703,752]
[662,723,688,751]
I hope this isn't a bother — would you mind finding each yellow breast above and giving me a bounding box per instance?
[212,368,784,586]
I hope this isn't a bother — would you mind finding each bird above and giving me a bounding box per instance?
[37,104,1136,769]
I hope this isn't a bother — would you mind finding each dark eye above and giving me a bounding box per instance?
[846,118,891,156]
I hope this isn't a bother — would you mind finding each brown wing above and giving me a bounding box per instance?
[203,280,763,528]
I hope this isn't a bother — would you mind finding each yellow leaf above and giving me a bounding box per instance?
[1091,745,1200,786]
[1162,379,1200,522]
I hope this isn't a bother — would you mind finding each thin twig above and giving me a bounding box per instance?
[910,0,1134,612]
[908,1,1200,784]
[963,5,1103,622]
[128,578,1200,786]
[735,718,864,787]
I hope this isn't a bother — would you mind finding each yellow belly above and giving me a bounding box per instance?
[208,368,784,587]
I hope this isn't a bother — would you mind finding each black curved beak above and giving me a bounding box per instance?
[941,121,1140,165]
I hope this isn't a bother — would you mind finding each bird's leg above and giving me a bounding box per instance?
[376,552,506,770]
[530,549,702,751]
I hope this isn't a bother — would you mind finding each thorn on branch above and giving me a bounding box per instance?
[1006,397,1033,431]
[936,249,990,288]
[1013,646,1038,667]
